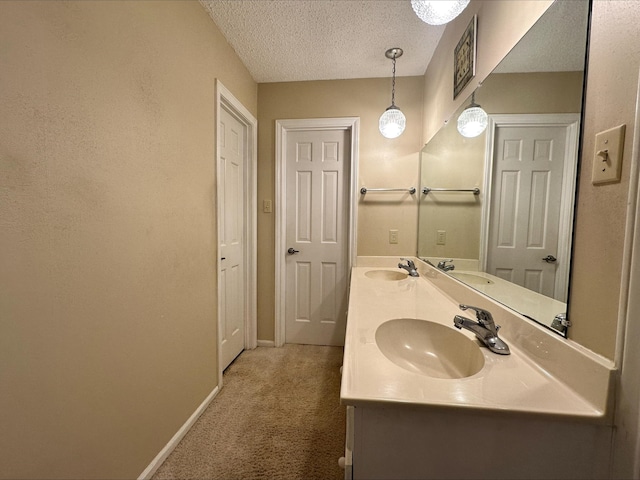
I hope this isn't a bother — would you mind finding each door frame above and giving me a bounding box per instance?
[274,117,360,347]
[215,80,257,386]
[480,113,580,301]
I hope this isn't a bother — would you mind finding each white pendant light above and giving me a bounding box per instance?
[379,48,406,139]
[457,92,488,138]
[411,0,470,25]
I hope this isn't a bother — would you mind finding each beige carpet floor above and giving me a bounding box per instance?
[152,344,346,480]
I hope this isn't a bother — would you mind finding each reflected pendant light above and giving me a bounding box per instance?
[379,48,406,139]
[457,91,488,138]
[411,0,470,25]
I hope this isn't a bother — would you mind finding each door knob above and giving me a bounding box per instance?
[287,248,299,255]
[542,255,557,263]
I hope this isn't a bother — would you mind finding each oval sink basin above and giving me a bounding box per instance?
[375,318,484,379]
[450,272,494,285]
[365,269,407,281]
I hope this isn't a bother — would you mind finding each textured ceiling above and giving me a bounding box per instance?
[200,0,446,83]
[200,0,588,84]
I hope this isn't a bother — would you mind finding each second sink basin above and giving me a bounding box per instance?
[375,318,485,379]
[365,269,408,281]
[450,272,494,285]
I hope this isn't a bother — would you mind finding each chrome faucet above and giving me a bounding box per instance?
[398,258,419,277]
[437,259,455,272]
[551,313,571,335]
[453,304,510,355]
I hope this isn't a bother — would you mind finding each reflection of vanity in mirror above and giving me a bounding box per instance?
[418,0,590,336]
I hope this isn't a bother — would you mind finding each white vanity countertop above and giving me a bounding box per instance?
[340,261,614,420]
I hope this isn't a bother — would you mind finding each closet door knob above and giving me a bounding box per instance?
[287,248,299,255]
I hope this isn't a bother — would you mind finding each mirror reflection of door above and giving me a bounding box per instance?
[487,118,575,301]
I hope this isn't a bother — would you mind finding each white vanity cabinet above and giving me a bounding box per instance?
[341,258,615,480]
[347,404,611,480]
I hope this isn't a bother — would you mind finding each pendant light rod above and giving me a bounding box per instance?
[385,48,403,108]
[379,47,406,139]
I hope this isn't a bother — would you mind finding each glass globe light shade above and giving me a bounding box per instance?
[457,105,488,138]
[411,0,470,25]
[379,107,406,139]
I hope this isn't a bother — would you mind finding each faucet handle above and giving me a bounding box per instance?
[400,258,415,267]
[437,259,453,268]
[459,304,495,327]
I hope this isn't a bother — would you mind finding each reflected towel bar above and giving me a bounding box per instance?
[422,187,480,195]
[360,187,416,195]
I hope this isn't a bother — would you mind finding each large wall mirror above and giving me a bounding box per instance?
[418,0,590,336]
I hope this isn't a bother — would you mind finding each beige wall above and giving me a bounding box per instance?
[0,1,256,478]
[419,71,583,260]
[575,3,640,473]
[257,77,424,341]
[419,122,484,260]
[481,72,584,115]
[570,1,640,360]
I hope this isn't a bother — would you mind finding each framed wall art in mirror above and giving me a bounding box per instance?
[453,15,477,99]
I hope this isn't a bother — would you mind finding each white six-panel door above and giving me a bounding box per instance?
[219,106,245,369]
[487,124,568,297]
[284,129,350,346]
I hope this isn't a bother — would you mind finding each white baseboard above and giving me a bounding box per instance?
[257,339,275,347]
[137,385,220,480]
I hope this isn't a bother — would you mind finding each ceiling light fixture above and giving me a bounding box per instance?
[457,91,488,138]
[379,48,406,139]
[411,0,470,25]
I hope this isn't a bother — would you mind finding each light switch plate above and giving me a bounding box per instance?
[263,200,272,213]
[592,124,625,185]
